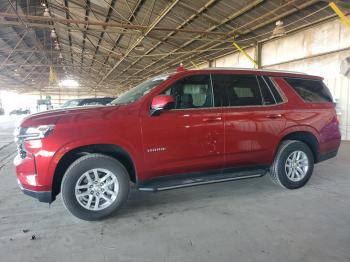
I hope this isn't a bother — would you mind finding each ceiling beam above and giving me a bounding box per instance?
[114,0,220,81]
[87,0,117,71]
[0,31,28,68]
[118,0,264,84]
[0,12,228,36]
[95,0,181,86]
[81,0,90,74]
[96,0,144,75]
[120,0,319,85]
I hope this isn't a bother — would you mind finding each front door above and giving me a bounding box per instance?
[141,74,224,181]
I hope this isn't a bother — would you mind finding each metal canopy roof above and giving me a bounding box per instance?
[0,0,348,94]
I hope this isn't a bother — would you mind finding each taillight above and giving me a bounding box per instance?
[336,115,341,125]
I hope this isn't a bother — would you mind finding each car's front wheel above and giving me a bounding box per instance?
[269,140,314,189]
[61,154,130,221]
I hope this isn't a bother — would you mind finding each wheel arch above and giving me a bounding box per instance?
[51,143,136,201]
[278,130,320,162]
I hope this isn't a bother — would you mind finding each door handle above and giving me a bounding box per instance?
[202,117,222,122]
[266,114,282,119]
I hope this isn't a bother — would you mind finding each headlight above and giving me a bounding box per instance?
[15,125,55,141]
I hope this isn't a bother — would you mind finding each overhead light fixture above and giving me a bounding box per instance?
[59,79,79,87]
[340,56,350,77]
[135,43,145,52]
[58,53,63,59]
[271,20,286,38]
[50,29,57,39]
[43,8,50,17]
[54,43,60,50]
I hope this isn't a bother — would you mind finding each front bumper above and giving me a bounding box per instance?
[18,180,52,203]
[14,154,53,203]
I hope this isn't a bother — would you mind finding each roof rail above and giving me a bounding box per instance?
[196,67,307,75]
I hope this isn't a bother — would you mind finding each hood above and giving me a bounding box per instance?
[19,105,117,127]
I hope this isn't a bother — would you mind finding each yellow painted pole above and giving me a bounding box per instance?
[190,61,200,69]
[232,42,258,68]
[329,2,350,29]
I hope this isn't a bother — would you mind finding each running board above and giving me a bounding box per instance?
[137,169,267,192]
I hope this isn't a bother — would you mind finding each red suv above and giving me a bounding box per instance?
[14,68,341,220]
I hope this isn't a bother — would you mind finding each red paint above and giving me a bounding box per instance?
[14,69,341,197]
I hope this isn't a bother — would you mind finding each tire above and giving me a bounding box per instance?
[269,140,314,189]
[61,153,130,221]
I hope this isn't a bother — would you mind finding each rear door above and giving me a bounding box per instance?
[141,74,225,180]
[211,73,286,168]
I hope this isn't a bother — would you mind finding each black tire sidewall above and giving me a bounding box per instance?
[276,141,314,189]
[61,154,130,221]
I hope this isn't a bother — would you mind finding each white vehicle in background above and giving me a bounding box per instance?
[60,97,115,108]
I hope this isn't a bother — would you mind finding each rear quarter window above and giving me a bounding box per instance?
[284,77,333,103]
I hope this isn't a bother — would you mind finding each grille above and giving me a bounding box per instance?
[16,141,26,159]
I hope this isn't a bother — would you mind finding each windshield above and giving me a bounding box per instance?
[111,74,170,105]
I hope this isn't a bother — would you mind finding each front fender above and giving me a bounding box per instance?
[46,137,142,186]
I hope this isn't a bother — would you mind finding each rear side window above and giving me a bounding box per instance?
[284,78,333,103]
[257,77,276,105]
[263,76,284,103]
[211,74,262,107]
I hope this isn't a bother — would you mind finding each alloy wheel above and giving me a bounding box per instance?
[75,168,119,211]
[285,150,309,182]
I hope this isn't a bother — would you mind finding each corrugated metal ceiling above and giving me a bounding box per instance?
[0,0,348,94]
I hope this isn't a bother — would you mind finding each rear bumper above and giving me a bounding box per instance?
[317,149,338,163]
[17,179,52,203]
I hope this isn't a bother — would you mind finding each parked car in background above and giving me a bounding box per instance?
[9,109,30,115]
[14,67,341,221]
[60,97,115,108]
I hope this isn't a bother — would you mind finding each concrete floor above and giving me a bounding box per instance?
[0,115,349,262]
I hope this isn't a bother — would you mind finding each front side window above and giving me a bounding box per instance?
[211,74,262,107]
[284,78,333,103]
[163,74,213,109]
[111,74,170,105]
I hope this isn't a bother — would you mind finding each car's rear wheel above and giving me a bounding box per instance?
[61,154,130,221]
[269,140,314,189]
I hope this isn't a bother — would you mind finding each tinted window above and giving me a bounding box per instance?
[163,74,213,109]
[263,76,283,103]
[284,78,333,103]
[257,76,275,105]
[211,74,262,107]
